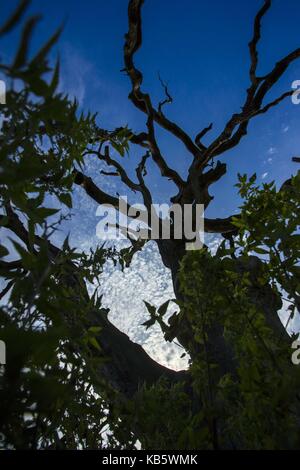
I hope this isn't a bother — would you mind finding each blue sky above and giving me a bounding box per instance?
[2,0,300,221]
[2,0,300,368]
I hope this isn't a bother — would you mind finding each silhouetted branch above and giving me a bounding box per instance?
[204,216,237,234]
[87,146,141,193]
[197,0,300,166]
[0,280,14,300]
[136,151,152,209]
[195,123,213,151]
[100,170,119,177]
[187,160,227,207]
[145,99,186,188]
[158,73,173,114]
[73,170,128,211]
[124,0,201,161]
[249,0,271,83]
[129,131,149,147]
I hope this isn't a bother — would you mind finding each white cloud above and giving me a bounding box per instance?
[261,172,268,179]
[99,241,189,371]
[59,44,102,106]
[267,146,277,155]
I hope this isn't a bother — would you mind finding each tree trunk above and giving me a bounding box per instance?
[156,239,291,380]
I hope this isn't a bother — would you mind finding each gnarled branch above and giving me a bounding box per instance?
[124,0,202,161]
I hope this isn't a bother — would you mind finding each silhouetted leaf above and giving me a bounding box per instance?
[0,0,30,36]
[12,15,41,69]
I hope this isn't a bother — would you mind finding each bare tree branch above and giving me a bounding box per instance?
[135,150,152,209]
[73,169,149,222]
[100,170,119,177]
[124,0,202,161]
[204,216,237,234]
[195,123,213,151]
[197,0,300,167]
[145,99,186,188]
[86,146,141,193]
[158,73,173,114]
[81,146,156,222]
[73,170,129,211]
[0,280,14,300]
[249,0,271,83]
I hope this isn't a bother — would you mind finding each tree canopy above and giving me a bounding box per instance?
[0,0,299,450]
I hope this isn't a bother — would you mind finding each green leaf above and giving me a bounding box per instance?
[143,300,156,316]
[13,15,41,69]
[88,326,102,334]
[26,76,49,97]
[252,246,269,255]
[63,235,70,251]
[49,58,60,94]
[33,207,59,224]
[141,318,156,330]
[59,193,72,209]
[157,299,175,317]
[111,141,125,157]
[0,0,30,36]
[30,26,63,66]
[88,336,101,351]
[10,239,33,269]
[249,173,257,184]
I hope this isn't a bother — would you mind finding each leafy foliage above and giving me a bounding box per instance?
[140,174,300,449]
[0,4,121,449]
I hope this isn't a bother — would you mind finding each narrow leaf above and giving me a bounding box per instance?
[30,25,63,66]
[0,0,30,36]
[13,15,41,69]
